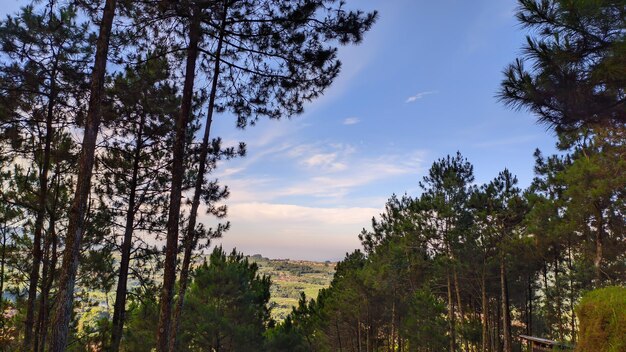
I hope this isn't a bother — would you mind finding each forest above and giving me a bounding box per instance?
[0,0,624,351]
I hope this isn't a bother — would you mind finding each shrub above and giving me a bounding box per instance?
[575,286,626,352]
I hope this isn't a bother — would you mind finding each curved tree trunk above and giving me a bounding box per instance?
[50,0,117,349]
[155,9,201,352]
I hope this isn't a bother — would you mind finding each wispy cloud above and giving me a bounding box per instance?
[220,144,427,204]
[343,117,360,125]
[405,91,437,103]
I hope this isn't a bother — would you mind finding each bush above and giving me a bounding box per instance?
[575,286,626,352]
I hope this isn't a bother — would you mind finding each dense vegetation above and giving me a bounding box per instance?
[0,0,624,351]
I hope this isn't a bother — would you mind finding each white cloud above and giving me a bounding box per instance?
[204,203,381,260]
[405,90,437,103]
[343,117,360,125]
[273,149,426,200]
[227,203,379,225]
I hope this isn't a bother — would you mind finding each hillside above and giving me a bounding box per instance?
[248,255,335,321]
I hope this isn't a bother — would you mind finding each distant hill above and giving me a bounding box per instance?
[248,255,335,321]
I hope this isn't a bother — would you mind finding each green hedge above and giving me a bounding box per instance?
[575,286,626,352]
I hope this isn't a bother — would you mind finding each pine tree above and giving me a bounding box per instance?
[50,0,119,349]
[96,55,179,352]
[177,247,272,351]
[0,3,90,348]
[500,0,626,131]
[137,1,378,349]
[418,152,475,352]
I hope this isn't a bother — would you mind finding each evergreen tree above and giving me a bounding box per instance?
[97,55,179,352]
[177,247,272,351]
[418,152,475,352]
[500,0,626,131]
[137,2,378,349]
[0,2,90,348]
[50,0,120,348]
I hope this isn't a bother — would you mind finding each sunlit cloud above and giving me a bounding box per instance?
[405,90,437,103]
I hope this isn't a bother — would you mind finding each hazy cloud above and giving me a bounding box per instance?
[205,203,381,260]
[343,117,360,125]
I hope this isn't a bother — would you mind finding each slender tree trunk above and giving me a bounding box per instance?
[594,208,604,285]
[109,115,145,352]
[453,268,467,352]
[447,273,456,352]
[35,203,58,352]
[495,296,501,352]
[481,266,489,352]
[155,9,201,352]
[500,256,511,352]
[527,275,532,336]
[168,6,228,350]
[0,227,6,331]
[357,319,362,352]
[336,319,343,352]
[568,244,576,342]
[34,169,61,352]
[390,298,395,352]
[555,257,563,340]
[50,0,117,350]
[23,60,58,350]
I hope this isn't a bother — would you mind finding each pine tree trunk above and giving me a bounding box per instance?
[155,9,201,352]
[110,115,145,352]
[500,256,511,352]
[336,319,343,352]
[35,202,58,352]
[23,60,58,350]
[453,268,467,352]
[168,6,228,349]
[527,275,532,336]
[594,208,604,285]
[482,267,489,352]
[447,273,456,352]
[34,169,61,352]
[555,257,564,339]
[0,226,6,331]
[50,0,117,350]
[568,244,576,342]
[495,295,501,352]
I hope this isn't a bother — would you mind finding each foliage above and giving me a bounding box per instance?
[575,286,626,352]
[500,0,626,131]
[177,247,272,351]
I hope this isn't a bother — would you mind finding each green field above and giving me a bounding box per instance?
[248,255,335,321]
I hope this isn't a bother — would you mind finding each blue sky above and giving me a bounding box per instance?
[206,0,559,260]
[3,0,559,261]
